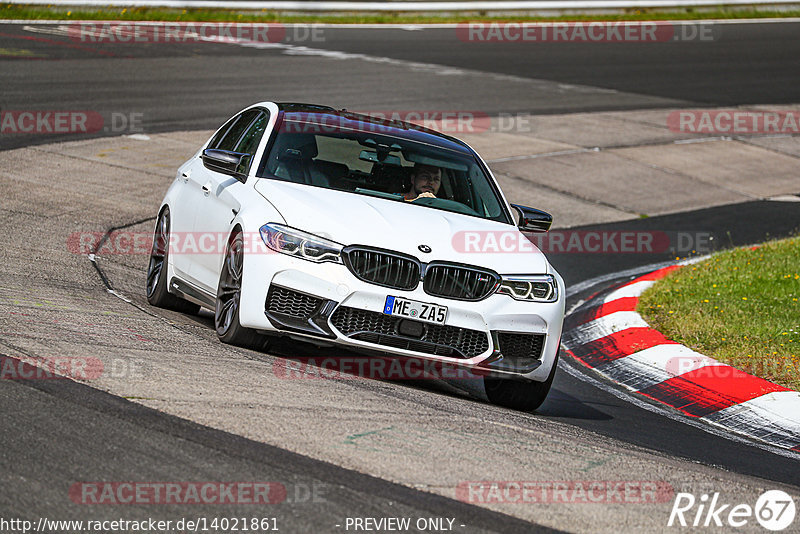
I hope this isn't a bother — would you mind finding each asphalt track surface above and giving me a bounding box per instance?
[1,20,799,533]
[1,21,800,149]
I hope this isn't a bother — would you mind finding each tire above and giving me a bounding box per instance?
[214,229,266,349]
[483,353,558,411]
[146,208,201,314]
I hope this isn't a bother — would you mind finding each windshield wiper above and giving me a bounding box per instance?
[353,188,405,202]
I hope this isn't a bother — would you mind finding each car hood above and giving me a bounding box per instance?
[254,180,549,274]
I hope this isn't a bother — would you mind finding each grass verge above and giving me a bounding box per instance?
[638,236,800,391]
[1,5,800,23]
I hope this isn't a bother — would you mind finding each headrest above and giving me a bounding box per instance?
[278,133,318,159]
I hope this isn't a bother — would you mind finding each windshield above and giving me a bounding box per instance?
[257,118,510,223]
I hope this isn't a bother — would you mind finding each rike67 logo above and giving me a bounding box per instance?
[668,490,796,530]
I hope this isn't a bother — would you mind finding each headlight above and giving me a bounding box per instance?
[259,223,343,264]
[496,274,558,302]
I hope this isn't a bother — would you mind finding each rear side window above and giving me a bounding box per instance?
[214,109,261,151]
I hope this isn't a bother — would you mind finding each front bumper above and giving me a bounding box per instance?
[238,251,565,382]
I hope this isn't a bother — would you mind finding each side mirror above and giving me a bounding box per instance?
[510,203,553,233]
[201,149,250,182]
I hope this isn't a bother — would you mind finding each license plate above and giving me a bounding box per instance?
[383,296,447,325]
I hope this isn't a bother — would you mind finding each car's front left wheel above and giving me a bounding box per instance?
[215,229,266,349]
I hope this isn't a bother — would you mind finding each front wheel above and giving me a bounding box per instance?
[483,353,558,411]
[215,230,266,349]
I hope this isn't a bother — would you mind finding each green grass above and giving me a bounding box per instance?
[638,236,800,391]
[2,4,800,23]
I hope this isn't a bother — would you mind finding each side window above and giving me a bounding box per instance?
[439,169,454,200]
[208,115,239,149]
[235,111,269,156]
[234,111,269,175]
[468,164,503,219]
[216,109,261,152]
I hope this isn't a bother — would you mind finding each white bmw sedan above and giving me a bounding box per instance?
[147,102,565,410]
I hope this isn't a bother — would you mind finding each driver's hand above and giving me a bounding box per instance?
[406,192,436,202]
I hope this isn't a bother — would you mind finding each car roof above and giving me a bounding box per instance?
[276,102,337,113]
[275,102,473,154]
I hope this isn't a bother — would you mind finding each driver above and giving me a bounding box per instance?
[404,163,442,201]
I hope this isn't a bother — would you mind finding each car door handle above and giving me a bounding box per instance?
[202,182,212,195]
[181,172,189,183]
